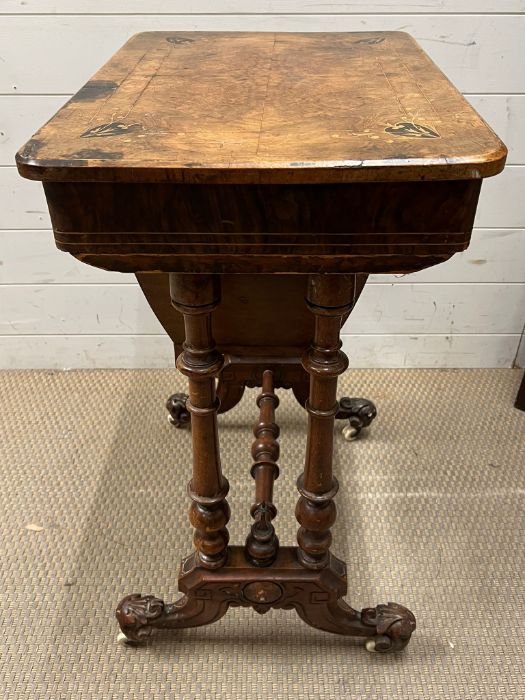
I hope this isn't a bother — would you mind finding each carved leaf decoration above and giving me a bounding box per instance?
[119,594,164,626]
[376,610,404,634]
[385,122,440,139]
[80,122,142,138]
[375,603,417,635]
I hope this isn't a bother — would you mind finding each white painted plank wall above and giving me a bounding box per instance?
[1,15,525,93]
[2,2,525,12]
[0,1,524,369]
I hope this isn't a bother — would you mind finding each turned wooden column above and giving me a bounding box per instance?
[245,370,280,567]
[170,273,230,569]
[296,274,356,569]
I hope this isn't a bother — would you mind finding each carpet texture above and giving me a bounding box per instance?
[0,368,524,699]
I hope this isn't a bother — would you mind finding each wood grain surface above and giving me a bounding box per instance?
[16,31,506,184]
[40,177,481,274]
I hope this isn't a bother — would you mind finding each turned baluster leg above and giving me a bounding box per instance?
[245,369,280,567]
[170,273,230,569]
[296,274,355,569]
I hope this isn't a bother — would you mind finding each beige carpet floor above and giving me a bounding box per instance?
[0,368,524,699]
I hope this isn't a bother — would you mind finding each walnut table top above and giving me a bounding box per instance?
[16,31,506,185]
[16,32,507,275]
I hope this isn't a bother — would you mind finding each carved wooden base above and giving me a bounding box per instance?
[139,277,408,657]
[116,546,415,652]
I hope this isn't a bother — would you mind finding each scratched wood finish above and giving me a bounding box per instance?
[16,31,506,184]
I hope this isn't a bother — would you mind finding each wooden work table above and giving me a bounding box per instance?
[17,31,506,654]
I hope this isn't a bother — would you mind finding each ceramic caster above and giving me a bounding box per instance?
[364,635,395,653]
[342,424,358,441]
[117,631,134,646]
[365,638,377,652]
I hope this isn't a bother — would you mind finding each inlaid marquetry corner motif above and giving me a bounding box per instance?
[80,122,143,138]
[385,122,440,139]
[354,37,385,45]
[166,36,195,45]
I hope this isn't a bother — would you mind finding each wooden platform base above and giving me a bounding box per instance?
[116,546,416,653]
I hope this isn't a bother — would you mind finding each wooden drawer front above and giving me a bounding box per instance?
[43,180,481,274]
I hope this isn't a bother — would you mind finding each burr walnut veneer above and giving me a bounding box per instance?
[17,31,506,654]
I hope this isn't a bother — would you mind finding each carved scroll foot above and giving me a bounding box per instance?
[115,592,229,643]
[166,392,191,428]
[296,598,416,653]
[361,602,417,652]
[336,397,377,441]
